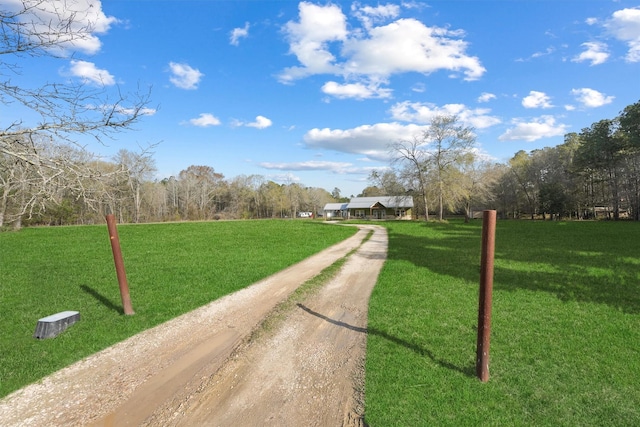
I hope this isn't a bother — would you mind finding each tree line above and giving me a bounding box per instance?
[0,145,338,227]
[2,2,640,229]
[493,101,640,220]
[373,100,640,222]
[2,100,640,229]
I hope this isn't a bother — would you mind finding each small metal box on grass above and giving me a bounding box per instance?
[33,311,80,339]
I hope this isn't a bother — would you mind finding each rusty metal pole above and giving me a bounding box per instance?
[476,209,496,382]
[106,214,135,315]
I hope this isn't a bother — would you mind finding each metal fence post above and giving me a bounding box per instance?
[476,210,496,382]
[106,214,135,315]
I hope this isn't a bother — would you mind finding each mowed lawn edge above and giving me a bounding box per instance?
[365,220,640,426]
[0,220,357,398]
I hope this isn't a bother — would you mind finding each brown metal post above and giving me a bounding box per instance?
[106,214,135,315]
[476,209,496,382]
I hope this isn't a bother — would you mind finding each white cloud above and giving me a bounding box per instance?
[499,116,568,142]
[571,88,614,108]
[605,7,640,62]
[302,103,499,161]
[188,113,221,127]
[279,2,348,82]
[303,122,426,161]
[3,0,118,55]
[116,106,157,116]
[247,115,273,129]
[572,41,609,65]
[531,47,555,59]
[401,1,428,11]
[389,101,501,129]
[230,22,250,46]
[279,3,485,98]
[259,160,354,173]
[168,62,204,90]
[69,60,115,86]
[477,92,496,103]
[354,3,400,20]
[411,82,426,93]
[341,18,485,80]
[264,172,302,185]
[522,91,553,109]
[232,115,273,129]
[321,81,392,99]
[516,46,555,63]
[97,104,156,117]
[352,2,400,29]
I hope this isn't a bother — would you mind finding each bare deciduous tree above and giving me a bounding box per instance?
[390,115,476,221]
[368,170,406,196]
[113,147,157,223]
[425,115,476,221]
[389,135,432,221]
[456,158,500,222]
[1,1,153,228]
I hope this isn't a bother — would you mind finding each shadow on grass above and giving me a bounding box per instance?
[385,221,640,314]
[80,284,123,314]
[297,303,474,377]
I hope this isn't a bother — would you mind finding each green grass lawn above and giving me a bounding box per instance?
[365,220,640,426]
[2,219,639,425]
[0,220,356,398]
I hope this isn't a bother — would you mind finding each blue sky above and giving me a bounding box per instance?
[5,0,640,197]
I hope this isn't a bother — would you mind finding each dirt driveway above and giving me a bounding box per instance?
[0,224,387,426]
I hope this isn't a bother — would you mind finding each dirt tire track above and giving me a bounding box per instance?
[0,224,387,427]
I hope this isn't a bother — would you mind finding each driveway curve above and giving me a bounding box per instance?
[0,224,388,427]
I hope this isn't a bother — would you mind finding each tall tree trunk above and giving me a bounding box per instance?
[464,199,470,223]
[0,187,8,228]
[420,179,429,221]
[12,215,21,230]
[438,181,444,221]
[610,168,620,220]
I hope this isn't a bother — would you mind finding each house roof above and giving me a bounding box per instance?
[323,203,348,211]
[348,196,414,209]
[323,196,413,211]
[347,200,381,209]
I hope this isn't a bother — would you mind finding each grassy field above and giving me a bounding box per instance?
[2,219,639,425]
[365,220,640,426]
[0,220,356,398]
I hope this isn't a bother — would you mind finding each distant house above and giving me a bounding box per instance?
[323,202,348,219]
[323,196,413,220]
